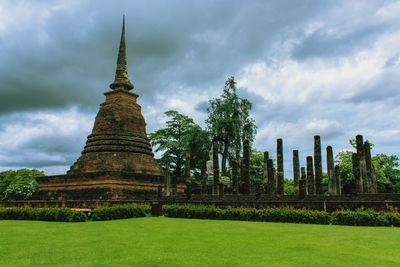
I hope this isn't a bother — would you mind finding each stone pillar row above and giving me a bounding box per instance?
[266,135,346,197]
[204,134,376,196]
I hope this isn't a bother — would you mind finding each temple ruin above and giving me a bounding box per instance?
[35,17,163,200]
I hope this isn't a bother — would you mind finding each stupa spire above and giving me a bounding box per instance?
[110,15,134,90]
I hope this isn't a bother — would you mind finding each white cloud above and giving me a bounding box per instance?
[0,0,79,41]
[237,52,384,105]
[0,107,93,174]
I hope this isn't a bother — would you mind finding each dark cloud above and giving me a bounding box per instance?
[347,68,400,104]
[291,24,384,61]
[1,0,400,175]
[0,0,326,115]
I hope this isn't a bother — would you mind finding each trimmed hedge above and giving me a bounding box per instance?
[0,207,86,222]
[163,204,400,227]
[331,210,397,226]
[163,204,330,224]
[1,204,399,226]
[90,204,150,221]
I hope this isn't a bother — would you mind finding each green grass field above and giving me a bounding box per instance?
[0,217,399,267]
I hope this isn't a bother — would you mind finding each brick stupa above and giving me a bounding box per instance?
[36,17,163,200]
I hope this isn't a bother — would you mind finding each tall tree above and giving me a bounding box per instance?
[149,110,210,183]
[206,76,256,176]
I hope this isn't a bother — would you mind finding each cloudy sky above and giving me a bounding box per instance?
[0,0,399,177]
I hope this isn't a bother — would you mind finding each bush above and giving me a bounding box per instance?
[163,204,400,227]
[90,204,150,221]
[386,212,400,227]
[163,204,330,224]
[331,210,390,226]
[0,208,87,222]
[264,208,330,224]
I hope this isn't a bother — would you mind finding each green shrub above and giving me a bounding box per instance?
[332,210,390,226]
[163,205,330,224]
[386,212,400,227]
[264,208,330,224]
[0,208,87,222]
[90,204,150,221]
[163,205,400,227]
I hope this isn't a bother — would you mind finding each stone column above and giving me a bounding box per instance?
[201,164,207,195]
[326,146,337,195]
[242,139,251,194]
[232,159,239,195]
[352,152,362,194]
[293,150,300,192]
[267,159,275,194]
[185,180,192,199]
[335,165,341,195]
[164,160,171,196]
[212,140,220,195]
[364,141,377,193]
[158,185,163,198]
[356,135,366,193]
[306,156,315,195]
[219,183,224,196]
[277,138,284,195]
[299,167,306,198]
[314,136,323,195]
[264,151,269,193]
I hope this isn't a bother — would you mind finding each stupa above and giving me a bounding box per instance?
[36,17,163,200]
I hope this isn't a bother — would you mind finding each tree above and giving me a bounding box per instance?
[149,110,210,183]
[0,169,44,200]
[185,125,211,182]
[373,154,400,193]
[250,150,264,193]
[284,179,295,195]
[335,150,354,193]
[206,76,256,176]
[335,147,400,193]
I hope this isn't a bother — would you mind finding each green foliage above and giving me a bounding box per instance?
[335,150,353,193]
[373,154,400,193]
[206,76,256,175]
[0,207,86,222]
[163,204,400,227]
[0,169,44,200]
[90,204,150,221]
[250,150,264,193]
[149,110,210,182]
[335,149,400,193]
[386,212,400,227]
[250,149,264,180]
[163,204,330,225]
[284,179,295,195]
[0,205,149,222]
[332,209,390,226]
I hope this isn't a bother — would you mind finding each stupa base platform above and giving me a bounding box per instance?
[34,172,163,200]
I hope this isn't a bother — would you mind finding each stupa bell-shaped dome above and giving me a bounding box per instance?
[67,16,162,180]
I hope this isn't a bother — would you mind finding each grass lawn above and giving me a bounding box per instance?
[0,217,400,267]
